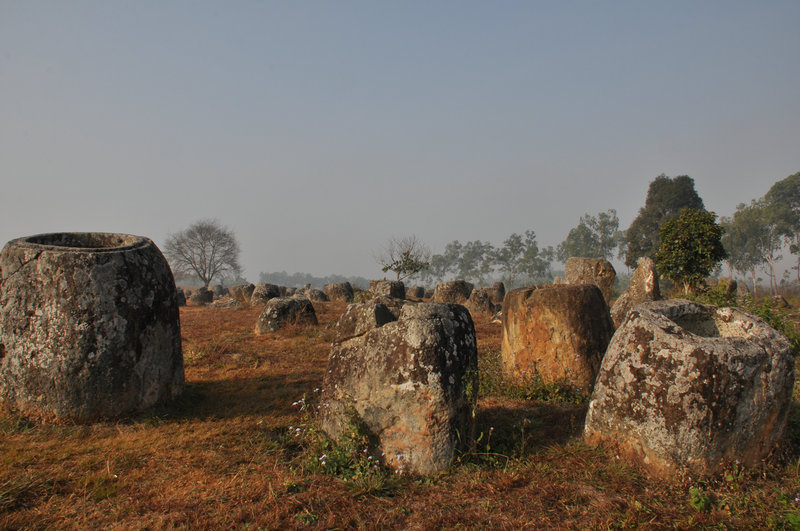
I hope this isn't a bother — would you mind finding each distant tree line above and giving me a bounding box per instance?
[165,172,800,297]
[417,231,554,289]
[258,271,370,290]
[610,171,800,296]
[419,170,800,295]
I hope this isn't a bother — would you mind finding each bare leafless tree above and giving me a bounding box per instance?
[165,219,242,287]
[376,235,431,281]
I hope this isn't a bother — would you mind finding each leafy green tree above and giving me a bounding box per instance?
[422,231,553,288]
[420,241,463,285]
[422,253,451,285]
[723,200,794,295]
[376,235,431,281]
[556,209,622,262]
[495,230,552,288]
[455,240,496,284]
[656,208,727,295]
[625,175,705,267]
[721,209,764,294]
[765,171,800,282]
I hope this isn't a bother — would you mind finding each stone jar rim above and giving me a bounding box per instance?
[7,232,150,254]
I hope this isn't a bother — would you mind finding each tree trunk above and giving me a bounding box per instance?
[765,255,777,295]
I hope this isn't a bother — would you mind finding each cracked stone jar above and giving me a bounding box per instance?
[584,299,794,477]
[0,233,184,421]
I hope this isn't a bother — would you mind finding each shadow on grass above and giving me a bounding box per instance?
[470,398,589,460]
[137,371,323,422]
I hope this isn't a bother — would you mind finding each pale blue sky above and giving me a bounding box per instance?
[2,1,798,279]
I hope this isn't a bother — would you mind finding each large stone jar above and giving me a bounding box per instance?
[0,233,185,421]
[501,284,615,394]
[320,300,478,475]
[584,299,795,477]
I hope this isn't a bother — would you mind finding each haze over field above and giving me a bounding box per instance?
[1,1,798,280]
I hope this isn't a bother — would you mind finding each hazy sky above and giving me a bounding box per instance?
[2,1,798,280]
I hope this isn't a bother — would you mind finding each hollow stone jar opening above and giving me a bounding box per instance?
[20,232,144,251]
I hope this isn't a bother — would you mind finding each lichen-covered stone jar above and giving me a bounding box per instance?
[0,232,184,421]
[584,299,794,477]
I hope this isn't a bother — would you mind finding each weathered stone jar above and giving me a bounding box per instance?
[0,232,184,421]
[501,284,614,394]
[584,299,795,477]
[320,299,478,475]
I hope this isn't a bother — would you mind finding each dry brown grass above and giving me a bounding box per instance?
[2,301,800,529]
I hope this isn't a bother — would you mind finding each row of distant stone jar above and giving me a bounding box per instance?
[180,277,507,316]
[0,233,794,480]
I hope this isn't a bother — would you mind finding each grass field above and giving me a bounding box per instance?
[2,300,800,529]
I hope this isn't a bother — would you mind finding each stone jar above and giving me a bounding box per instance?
[320,300,478,475]
[0,232,184,422]
[501,284,614,395]
[584,299,795,477]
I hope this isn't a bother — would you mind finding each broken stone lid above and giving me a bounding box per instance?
[584,299,795,478]
[0,232,184,422]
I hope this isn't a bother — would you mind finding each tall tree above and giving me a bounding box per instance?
[720,200,790,295]
[720,212,761,292]
[624,175,705,267]
[495,230,552,288]
[420,241,462,285]
[456,240,495,284]
[655,208,726,295]
[765,171,800,282]
[556,209,621,262]
[165,219,242,288]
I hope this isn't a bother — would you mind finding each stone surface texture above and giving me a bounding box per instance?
[406,286,425,299]
[323,282,354,302]
[0,232,184,421]
[564,257,617,304]
[610,257,661,327]
[250,283,282,306]
[211,285,227,297]
[229,283,255,304]
[465,288,499,315]
[254,296,318,333]
[302,288,329,302]
[584,299,795,477]
[320,299,478,475]
[501,284,614,394]
[432,280,474,304]
[189,287,213,305]
[369,280,406,299]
